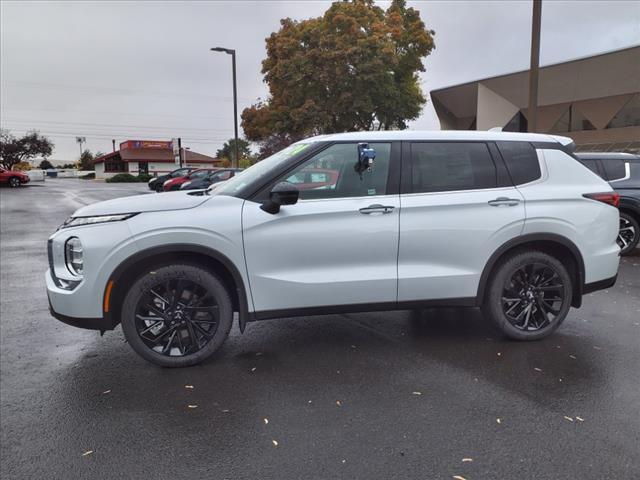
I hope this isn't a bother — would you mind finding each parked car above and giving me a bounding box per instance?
[0,167,30,187]
[162,168,218,192]
[47,131,620,367]
[148,167,197,192]
[576,152,640,255]
[180,168,243,191]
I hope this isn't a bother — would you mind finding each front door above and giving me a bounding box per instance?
[242,142,400,314]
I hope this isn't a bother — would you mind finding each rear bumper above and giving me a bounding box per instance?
[583,274,617,295]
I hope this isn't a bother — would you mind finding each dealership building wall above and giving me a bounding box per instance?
[430,45,640,153]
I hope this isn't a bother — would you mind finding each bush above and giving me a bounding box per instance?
[79,172,95,180]
[105,173,152,183]
[105,173,139,183]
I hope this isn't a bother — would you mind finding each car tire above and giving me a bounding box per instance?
[121,264,233,367]
[9,177,21,188]
[618,211,639,256]
[154,183,164,193]
[482,250,572,341]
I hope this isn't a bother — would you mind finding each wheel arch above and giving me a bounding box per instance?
[476,233,586,308]
[105,244,250,332]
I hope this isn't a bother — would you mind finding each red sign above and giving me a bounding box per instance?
[120,140,172,150]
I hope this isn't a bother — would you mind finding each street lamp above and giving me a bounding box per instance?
[211,47,239,168]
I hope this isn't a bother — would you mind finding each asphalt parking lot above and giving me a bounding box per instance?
[1,178,639,479]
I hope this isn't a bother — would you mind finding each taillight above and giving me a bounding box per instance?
[583,192,620,208]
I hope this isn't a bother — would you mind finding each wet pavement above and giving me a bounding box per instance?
[1,179,639,479]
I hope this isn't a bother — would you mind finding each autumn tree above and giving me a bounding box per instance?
[242,0,435,144]
[0,129,54,169]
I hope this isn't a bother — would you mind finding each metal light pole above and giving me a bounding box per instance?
[528,0,542,132]
[211,47,239,168]
[76,136,86,157]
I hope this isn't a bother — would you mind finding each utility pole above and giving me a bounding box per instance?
[528,0,542,133]
[211,47,239,168]
[76,136,86,157]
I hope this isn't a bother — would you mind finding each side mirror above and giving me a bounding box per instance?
[260,182,299,214]
[355,143,376,175]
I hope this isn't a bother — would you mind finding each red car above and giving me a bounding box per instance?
[162,168,218,192]
[0,167,30,187]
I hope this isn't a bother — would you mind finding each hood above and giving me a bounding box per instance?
[72,191,210,217]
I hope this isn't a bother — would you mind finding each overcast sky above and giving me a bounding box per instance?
[1,0,639,161]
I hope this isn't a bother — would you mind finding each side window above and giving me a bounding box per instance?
[410,142,496,193]
[602,160,626,181]
[280,143,391,200]
[496,141,542,185]
[580,159,604,178]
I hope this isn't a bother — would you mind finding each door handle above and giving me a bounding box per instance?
[488,197,520,207]
[359,204,395,214]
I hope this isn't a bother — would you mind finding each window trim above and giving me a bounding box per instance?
[402,140,504,195]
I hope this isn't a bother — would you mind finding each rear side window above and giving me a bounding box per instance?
[410,142,497,193]
[496,141,541,185]
[602,160,626,181]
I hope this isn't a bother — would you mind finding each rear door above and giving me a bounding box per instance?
[398,141,525,302]
[242,142,401,313]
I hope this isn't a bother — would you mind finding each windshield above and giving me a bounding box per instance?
[214,142,315,197]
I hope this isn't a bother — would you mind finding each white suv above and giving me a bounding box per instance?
[47,131,620,367]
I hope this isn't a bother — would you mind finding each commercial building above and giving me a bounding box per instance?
[93,140,222,179]
[430,45,640,153]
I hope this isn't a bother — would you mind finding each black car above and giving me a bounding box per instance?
[577,152,640,255]
[148,167,197,192]
[180,168,243,191]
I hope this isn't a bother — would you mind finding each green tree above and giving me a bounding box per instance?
[0,129,54,169]
[38,159,54,170]
[215,138,253,163]
[78,149,95,171]
[241,0,435,142]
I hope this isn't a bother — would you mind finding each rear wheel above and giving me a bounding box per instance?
[9,177,21,188]
[483,250,572,340]
[618,211,639,256]
[121,264,233,367]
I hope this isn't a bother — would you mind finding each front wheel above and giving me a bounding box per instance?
[618,212,639,256]
[483,251,572,341]
[9,177,21,188]
[121,264,233,367]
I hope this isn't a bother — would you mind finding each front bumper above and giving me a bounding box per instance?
[48,297,115,332]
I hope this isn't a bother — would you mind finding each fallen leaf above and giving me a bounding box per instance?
[350,345,356,349]
[308,400,312,404]
[576,416,585,422]
[184,385,194,389]
[412,391,422,396]
[462,458,473,462]
[187,404,198,409]
[272,440,278,447]
[221,409,230,413]
[251,367,257,372]
[496,418,501,424]
[82,450,93,457]
[534,368,542,372]
[569,355,577,360]
[336,400,342,406]
[559,378,563,382]
[256,352,263,356]
[593,346,602,350]
[497,352,502,357]
[564,416,574,422]
[264,418,269,425]
[453,476,467,480]
[102,390,111,395]
[342,459,346,463]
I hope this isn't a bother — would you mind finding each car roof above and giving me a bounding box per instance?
[576,152,640,160]
[296,130,572,145]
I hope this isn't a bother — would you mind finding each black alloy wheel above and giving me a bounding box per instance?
[501,262,565,332]
[121,265,233,367]
[9,177,21,188]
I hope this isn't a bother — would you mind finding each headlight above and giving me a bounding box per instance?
[65,237,83,277]
[181,181,192,189]
[61,213,137,229]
